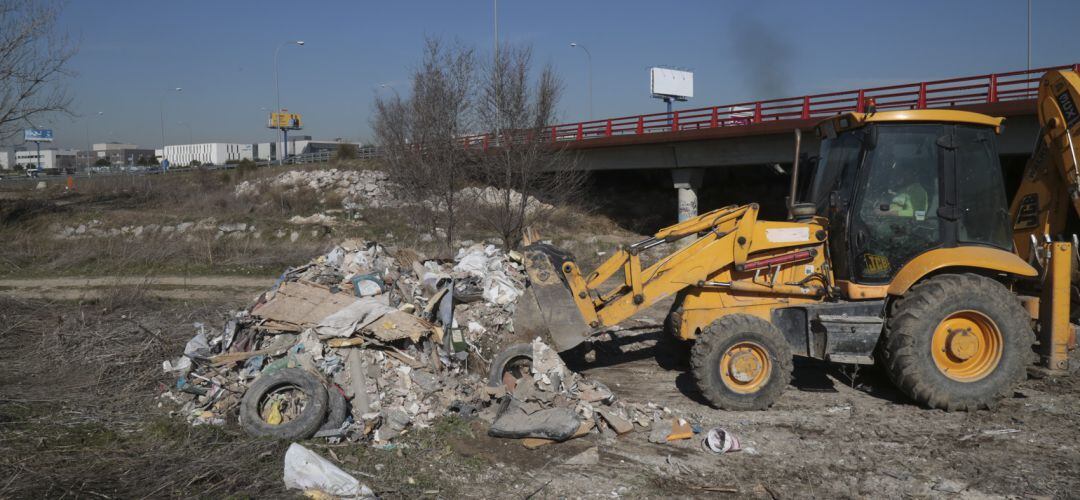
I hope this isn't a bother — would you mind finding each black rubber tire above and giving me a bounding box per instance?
[691,314,793,410]
[881,273,1034,411]
[318,383,348,434]
[240,368,329,440]
[487,343,533,388]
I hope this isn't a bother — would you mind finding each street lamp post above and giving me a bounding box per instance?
[160,87,182,169]
[84,111,103,170]
[274,40,304,165]
[570,42,593,120]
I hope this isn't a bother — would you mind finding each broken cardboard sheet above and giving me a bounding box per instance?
[362,310,433,343]
[313,298,397,338]
[252,281,357,330]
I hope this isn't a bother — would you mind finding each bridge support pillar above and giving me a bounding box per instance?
[671,168,704,223]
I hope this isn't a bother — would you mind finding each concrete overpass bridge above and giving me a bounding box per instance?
[470,63,1078,221]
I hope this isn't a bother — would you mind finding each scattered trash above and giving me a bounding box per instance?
[160,238,529,445]
[283,443,374,498]
[701,427,742,454]
[158,237,676,453]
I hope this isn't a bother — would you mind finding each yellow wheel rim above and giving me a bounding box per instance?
[931,310,1003,382]
[719,341,772,394]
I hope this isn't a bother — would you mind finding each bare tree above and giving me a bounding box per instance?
[472,44,585,249]
[0,0,76,143]
[373,38,476,250]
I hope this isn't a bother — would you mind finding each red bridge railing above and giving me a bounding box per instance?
[464,63,1078,149]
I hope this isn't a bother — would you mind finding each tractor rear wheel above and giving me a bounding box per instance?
[691,314,792,410]
[882,273,1034,411]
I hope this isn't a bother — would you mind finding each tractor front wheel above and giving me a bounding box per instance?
[691,314,792,410]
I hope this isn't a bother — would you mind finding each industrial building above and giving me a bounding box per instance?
[76,143,157,168]
[254,136,362,161]
[14,149,77,172]
[162,143,254,166]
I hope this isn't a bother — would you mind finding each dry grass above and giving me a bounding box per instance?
[0,294,295,498]
[0,159,641,279]
[0,296,493,498]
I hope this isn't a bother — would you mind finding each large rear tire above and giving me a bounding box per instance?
[882,273,1034,411]
[691,314,792,410]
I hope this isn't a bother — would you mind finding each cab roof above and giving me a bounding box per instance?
[818,110,1004,134]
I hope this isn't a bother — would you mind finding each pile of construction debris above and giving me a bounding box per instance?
[160,239,520,443]
[234,169,401,211]
[233,168,554,218]
[159,238,694,450]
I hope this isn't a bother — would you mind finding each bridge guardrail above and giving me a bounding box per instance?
[463,63,1078,149]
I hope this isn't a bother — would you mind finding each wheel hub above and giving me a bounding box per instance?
[931,310,1003,382]
[719,341,772,394]
[946,328,978,360]
[729,351,763,382]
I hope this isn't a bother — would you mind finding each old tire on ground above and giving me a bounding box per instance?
[317,383,349,434]
[691,314,793,410]
[240,368,329,440]
[488,343,533,388]
[882,273,1034,411]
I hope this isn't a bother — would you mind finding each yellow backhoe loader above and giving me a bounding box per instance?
[495,70,1080,411]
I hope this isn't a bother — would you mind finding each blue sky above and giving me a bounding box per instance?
[29,0,1080,150]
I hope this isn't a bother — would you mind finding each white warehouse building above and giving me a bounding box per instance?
[15,149,77,171]
[163,143,253,166]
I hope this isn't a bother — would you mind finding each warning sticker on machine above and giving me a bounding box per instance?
[765,227,810,243]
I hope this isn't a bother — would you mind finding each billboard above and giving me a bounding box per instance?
[268,112,302,130]
[24,128,54,142]
[650,68,693,100]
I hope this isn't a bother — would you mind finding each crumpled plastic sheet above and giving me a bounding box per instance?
[283,443,374,497]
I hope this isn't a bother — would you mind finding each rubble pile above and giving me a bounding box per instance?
[458,186,554,216]
[234,168,401,211]
[159,237,692,453]
[233,167,552,218]
[159,239,527,444]
[52,217,337,243]
[486,338,680,447]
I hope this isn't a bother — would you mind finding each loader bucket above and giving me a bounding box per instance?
[513,244,593,352]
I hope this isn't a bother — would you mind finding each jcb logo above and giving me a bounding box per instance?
[1013,193,1040,230]
[863,253,891,276]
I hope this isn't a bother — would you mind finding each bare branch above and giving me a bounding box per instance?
[0,0,77,143]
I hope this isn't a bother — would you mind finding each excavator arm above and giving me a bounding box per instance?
[1009,69,1080,372]
[514,203,829,352]
[1011,69,1080,260]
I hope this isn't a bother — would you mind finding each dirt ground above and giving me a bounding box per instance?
[2,167,1077,498]
[2,291,1077,499]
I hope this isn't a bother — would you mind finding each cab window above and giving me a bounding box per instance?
[955,125,1011,249]
[852,124,943,283]
[809,130,863,215]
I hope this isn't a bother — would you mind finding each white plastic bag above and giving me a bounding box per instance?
[283,443,373,497]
